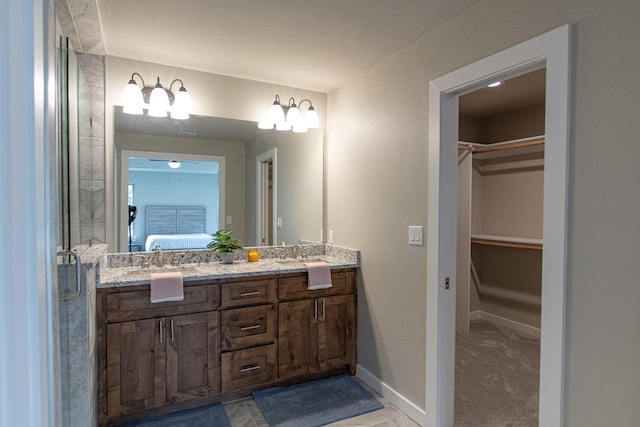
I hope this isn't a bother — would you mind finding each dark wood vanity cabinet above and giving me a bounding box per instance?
[98,282,220,424]
[98,269,356,426]
[278,270,356,379]
[106,311,219,414]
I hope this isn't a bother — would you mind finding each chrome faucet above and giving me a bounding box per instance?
[154,245,164,268]
[137,254,151,269]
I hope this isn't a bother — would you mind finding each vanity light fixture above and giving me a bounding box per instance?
[121,73,193,120]
[258,95,320,133]
[167,160,182,169]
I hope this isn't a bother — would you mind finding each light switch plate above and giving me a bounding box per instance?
[409,226,424,246]
[226,215,232,224]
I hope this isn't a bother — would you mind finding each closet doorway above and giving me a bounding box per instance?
[426,25,571,427]
[455,68,545,426]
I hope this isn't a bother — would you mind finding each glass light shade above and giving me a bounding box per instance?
[268,102,285,125]
[148,85,170,117]
[121,81,144,115]
[292,124,308,133]
[168,160,181,169]
[304,107,320,128]
[170,88,193,120]
[286,106,303,129]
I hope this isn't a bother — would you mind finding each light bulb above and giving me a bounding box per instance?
[168,160,181,169]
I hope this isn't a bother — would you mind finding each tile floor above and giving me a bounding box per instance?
[222,377,421,427]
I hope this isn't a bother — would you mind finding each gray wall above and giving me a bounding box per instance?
[326,0,640,425]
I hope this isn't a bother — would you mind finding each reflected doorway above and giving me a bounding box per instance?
[256,148,277,246]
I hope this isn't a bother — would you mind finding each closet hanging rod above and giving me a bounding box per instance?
[457,135,545,153]
[472,138,545,154]
[471,238,542,251]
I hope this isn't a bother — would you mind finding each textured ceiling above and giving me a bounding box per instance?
[97,0,484,92]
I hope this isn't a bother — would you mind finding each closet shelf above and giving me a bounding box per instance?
[470,234,542,251]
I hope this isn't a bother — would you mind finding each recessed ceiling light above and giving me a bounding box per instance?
[488,81,502,88]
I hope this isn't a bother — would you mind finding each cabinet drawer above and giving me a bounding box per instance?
[221,344,276,393]
[221,277,277,308]
[278,270,355,300]
[221,304,276,351]
[106,284,219,322]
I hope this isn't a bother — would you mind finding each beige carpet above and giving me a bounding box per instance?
[455,319,540,427]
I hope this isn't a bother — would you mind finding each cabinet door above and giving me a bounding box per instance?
[106,318,166,417]
[318,295,355,371]
[166,311,220,403]
[278,299,318,379]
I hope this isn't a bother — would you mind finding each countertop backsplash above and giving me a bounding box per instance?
[98,243,360,288]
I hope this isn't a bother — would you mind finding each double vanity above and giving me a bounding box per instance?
[94,244,359,426]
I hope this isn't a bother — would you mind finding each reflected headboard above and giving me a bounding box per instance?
[145,206,206,235]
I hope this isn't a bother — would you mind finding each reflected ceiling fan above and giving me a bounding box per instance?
[148,159,197,169]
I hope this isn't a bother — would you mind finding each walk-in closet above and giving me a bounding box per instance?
[454,69,545,426]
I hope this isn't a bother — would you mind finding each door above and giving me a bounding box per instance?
[106,319,166,417]
[166,311,220,403]
[318,295,355,371]
[278,299,318,379]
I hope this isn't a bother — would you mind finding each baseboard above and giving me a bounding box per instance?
[356,364,427,426]
[469,310,540,338]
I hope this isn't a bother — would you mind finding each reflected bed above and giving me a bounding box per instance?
[145,233,212,251]
[144,205,211,251]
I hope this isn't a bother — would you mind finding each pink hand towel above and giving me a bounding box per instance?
[305,262,332,290]
[150,272,184,303]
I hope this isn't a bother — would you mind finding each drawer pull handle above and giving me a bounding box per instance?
[240,325,261,331]
[159,320,164,344]
[240,291,261,297]
[240,365,261,373]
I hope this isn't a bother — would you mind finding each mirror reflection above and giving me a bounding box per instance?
[114,107,324,252]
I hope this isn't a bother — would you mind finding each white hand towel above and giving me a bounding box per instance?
[150,272,184,303]
[305,262,332,290]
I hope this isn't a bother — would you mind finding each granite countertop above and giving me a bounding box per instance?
[99,255,358,289]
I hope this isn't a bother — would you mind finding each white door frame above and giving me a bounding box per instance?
[426,25,571,427]
[119,150,226,252]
